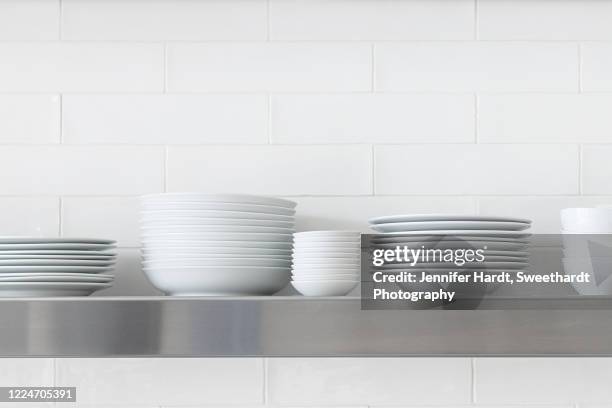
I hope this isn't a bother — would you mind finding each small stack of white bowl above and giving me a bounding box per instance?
[561,207,612,295]
[140,193,296,296]
[291,231,361,296]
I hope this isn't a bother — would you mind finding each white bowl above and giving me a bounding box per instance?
[561,234,612,258]
[291,280,358,296]
[294,242,361,249]
[141,193,297,209]
[294,236,361,243]
[292,258,360,267]
[143,266,290,296]
[142,247,292,256]
[143,258,292,268]
[561,207,612,233]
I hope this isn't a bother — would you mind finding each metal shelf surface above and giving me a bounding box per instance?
[2,296,612,357]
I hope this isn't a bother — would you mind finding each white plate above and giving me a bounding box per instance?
[0,237,115,245]
[370,220,530,233]
[142,202,295,216]
[0,282,111,297]
[140,225,295,234]
[141,232,293,242]
[0,273,114,282]
[143,266,289,296]
[294,242,361,248]
[369,214,532,225]
[379,255,527,264]
[293,267,360,274]
[0,259,115,266]
[0,265,113,273]
[140,217,294,228]
[143,258,292,268]
[0,253,117,260]
[142,193,296,209]
[291,275,358,281]
[370,235,530,244]
[143,240,293,250]
[0,243,116,251]
[141,210,294,222]
[294,231,360,238]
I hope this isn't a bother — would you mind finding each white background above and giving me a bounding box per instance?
[2,0,612,405]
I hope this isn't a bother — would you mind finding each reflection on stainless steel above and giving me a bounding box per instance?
[1,297,612,356]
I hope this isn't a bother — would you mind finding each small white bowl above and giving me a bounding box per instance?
[561,207,612,233]
[292,280,358,296]
[294,230,360,237]
[292,267,359,274]
[291,273,358,280]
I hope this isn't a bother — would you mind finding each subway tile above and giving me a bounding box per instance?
[62,197,140,247]
[55,358,263,405]
[61,0,266,40]
[582,145,612,195]
[167,145,372,195]
[271,94,474,144]
[0,43,163,93]
[0,197,59,237]
[375,42,578,92]
[0,0,59,40]
[0,95,60,143]
[269,0,474,40]
[0,146,164,195]
[479,0,612,40]
[479,94,612,143]
[474,358,612,403]
[477,196,612,233]
[268,358,471,404]
[63,95,268,144]
[167,43,371,92]
[291,196,476,232]
[582,43,612,92]
[375,144,579,195]
[91,248,162,296]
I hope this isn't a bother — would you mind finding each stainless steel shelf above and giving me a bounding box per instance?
[2,296,612,357]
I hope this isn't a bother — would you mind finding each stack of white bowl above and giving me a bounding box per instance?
[140,193,296,296]
[561,207,612,295]
[291,231,361,296]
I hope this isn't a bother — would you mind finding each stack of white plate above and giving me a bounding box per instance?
[291,231,361,296]
[0,237,116,297]
[368,214,532,277]
[140,193,296,296]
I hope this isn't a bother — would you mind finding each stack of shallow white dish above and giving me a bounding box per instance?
[368,215,531,277]
[291,231,361,296]
[0,237,116,297]
[140,193,296,296]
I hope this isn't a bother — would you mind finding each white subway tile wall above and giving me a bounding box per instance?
[2,0,612,405]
